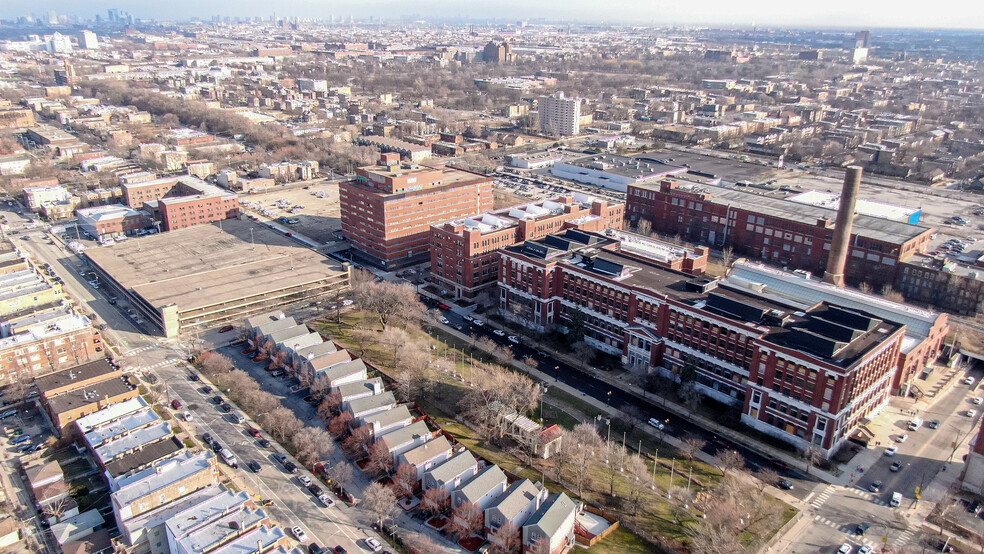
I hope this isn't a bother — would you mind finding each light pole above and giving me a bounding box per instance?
[606,390,612,405]
[554,365,559,382]
[539,384,549,422]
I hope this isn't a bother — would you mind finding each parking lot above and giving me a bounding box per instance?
[240,180,342,245]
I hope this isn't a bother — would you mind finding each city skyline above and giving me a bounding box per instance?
[2,0,984,30]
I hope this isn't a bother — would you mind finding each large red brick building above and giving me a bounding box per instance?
[339,153,493,269]
[497,231,947,455]
[625,180,934,288]
[429,194,626,299]
[122,176,239,232]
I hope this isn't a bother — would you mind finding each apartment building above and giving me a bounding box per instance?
[625,179,933,288]
[339,153,492,269]
[0,311,104,387]
[76,205,150,241]
[497,230,947,455]
[538,92,581,137]
[110,451,220,529]
[122,176,239,232]
[430,194,625,299]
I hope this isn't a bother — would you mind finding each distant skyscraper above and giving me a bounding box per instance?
[107,8,119,22]
[78,30,99,49]
[47,10,58,25]
[48,32,73,54]
[538,92,582,137]
[855,30,871,48]
[482,40,513,64]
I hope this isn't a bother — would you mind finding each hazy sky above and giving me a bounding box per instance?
[2,1,983,30]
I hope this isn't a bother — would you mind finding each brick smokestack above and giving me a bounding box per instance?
[823,166,863,287]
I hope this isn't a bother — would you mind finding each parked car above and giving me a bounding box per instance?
[776,479,793,490]
[837,544,852,554]
[895,433,908,443]
[508,335,520,344]
[182,411,193,421]
[298,475,312,487]
[969,501,983,514]
[318,494,335,508]
[219,325,235,333]
[248,460,262,473]
[493,329,505,336]
[968,409,978,418]
[364,538,383,552]
[284,461,298,473]
[885,445,898,456]
[171,399,182,409]
[855,523,870,536]
[202,433,213,445]
[258,439,271,448]
[966,377,976,385]
[973,397,983,405]
[858,546,872,554]
[928,419,941,429]
[308,484,323,496]
[272,370,284,377]
[248,428,262,437]
[333,547,348,554]
[273,453,288,465]
[220,403,233,413]
[291,526,308,542]
[647,418,665,430]
[890,461,903,472]
[212,395,223,404]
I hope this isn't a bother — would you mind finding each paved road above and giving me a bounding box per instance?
[5,212,388,554]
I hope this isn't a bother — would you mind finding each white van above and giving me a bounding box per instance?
[220,448,238,468]
[908,418,923,431]
[890,492,902,507]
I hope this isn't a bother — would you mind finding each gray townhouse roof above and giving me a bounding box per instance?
[266,325,309,345]
[346,389,396,416]
[455,465,507,504]
[490,479,542,523]
[278,331,322,353]
[401,435,453,467]
[377,420,431,451]
[360,404,413,430]
[84,408,160,448]
[94,421,173,463]
[337,377,383,401]
[425,450,478,484]
[324,358,366,379]
[244,311,287,330]
[295,341,337,361]
[525,493,576,537]
[252,316,297,337]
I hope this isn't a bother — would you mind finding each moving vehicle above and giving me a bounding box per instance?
[647,418,665,430]
[508,335,520,344]
[908,417,923,430]
[868,480,882,493]
[885,445,898,456]
[854,523,870,536]
[890,461,903,472]
[890,492,903,507]
[776,479,793,490]
[219,325,235,333]
[248,460,262,473]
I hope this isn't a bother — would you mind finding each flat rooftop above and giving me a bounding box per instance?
[560,153,685,181]
[36,359,117,393]
[46,377,135,415]
[85,219,348,313]
[632,180,931,245]
[105,436,184,478]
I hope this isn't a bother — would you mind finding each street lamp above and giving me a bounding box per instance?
[554,365,559,382]
[539,384,549,421]
[606,390,612,405]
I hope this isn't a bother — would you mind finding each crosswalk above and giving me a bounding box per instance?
[848,485,890,507]
[123,345,155,356]
[891,528,915,547]
[132,360,174,372]
[813,515,875,548]
[810,485,835,510]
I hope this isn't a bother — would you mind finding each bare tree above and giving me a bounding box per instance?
[366,440,394,476]
[604,443,628,497]
[341,424,372,455]
[324,462,354,491]
[350,325,376,356]
[292,427,335,467]
[755,468,780,492]
[310,375,333,399]
[802,445,821,475]
[264,407,304,442]
[621,404,647,431]
[682,437,707,461]
[403,533,444,554]
[329,411,354,437]
[381,326,411,367]
[488,521,522,554]
[566,423,604,498]
[623,454,652,515]
[721,245,734,268]
[636,218,653,236]
[571,341,594,369]
[393,463,418,498]
[421,487,450,516]
[717,449,745,476]
[678,381,703,415]
[449,501,484,538]
[362,482,397,526]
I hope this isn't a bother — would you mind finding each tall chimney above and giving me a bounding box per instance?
[823,166,863,287]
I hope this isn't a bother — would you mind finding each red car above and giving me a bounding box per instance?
[439,303,450,310]
[248,428,262,438]
[171,399,182,409]
[219,325,234,333]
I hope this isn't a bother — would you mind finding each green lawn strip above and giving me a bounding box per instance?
[545,387,605,422]
[585,526,655,554]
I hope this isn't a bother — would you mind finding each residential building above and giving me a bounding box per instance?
[75,397,151,437]
[375,419,432,461]
[82,407,160,450]
[539,92,581,137]
[397,435,454,481]
[23,185,71,212]
[0,106,35,129]
[895,255,984,316]
[452,465,508,512]
[78,30,99,49]
[624,179,934,288]
[43,373,139,433]
[339,153,493,269]
[336,378,384,403]
[50,510,103,546]
[0,316,104,387]
[962,418,984,495]
[110,451,220,529]
[485,479,545,539]
[76,205,151,241]
[497,231,946,455]
[122,176,239,232]
[116,485,231,553]
[423,450,479,494]
[522,493,577,554]
[344,390,397,420]
[483,40,513,64]
[93,421,174,468]
[430,194,625,299]
[48,32,73,53]
[359,404,413,437]
[0,268,65,316]
[354,136,432,163]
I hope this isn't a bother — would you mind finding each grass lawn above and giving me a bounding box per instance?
[586,526,656,554]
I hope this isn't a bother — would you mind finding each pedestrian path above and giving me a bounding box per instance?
[810,484,835,510]
[133,360,175,372]
[123,345,155,356]
[848,485,889,507]
[891,527,915,547]
[812,515,876,548]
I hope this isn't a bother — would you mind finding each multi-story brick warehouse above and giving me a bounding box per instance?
[625,180,934,288]
[430,194,626,299]
[339,153,493,269]
[122,176,239,232]
[497,231,947,455]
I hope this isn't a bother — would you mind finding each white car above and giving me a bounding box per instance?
[493,329,505,336]
[318,494,335,508]
[342,299,353,306]
[182,411,193,421]
[648,417,665,430]
[472,319,484,327]
[365,538,383,552]
[298,475,312,487]
[972,397,983,405]
[885,445,898,456]
[508,335,520,344]
[440,317,449,325]
[463,314,474,322]
[858,546,872,554]
[969,409,978,418]
[895,433,908,443]
[837,544,853,554]
[290,526,307,542]
[966,377,976,385]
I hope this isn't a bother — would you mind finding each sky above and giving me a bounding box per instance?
[1,0,983,30]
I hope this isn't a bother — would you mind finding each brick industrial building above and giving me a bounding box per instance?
[496,230,947,455]
[122,176,239,232]
[624,179,934,288]
[339,153,493,269]
[430,194,625,299]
